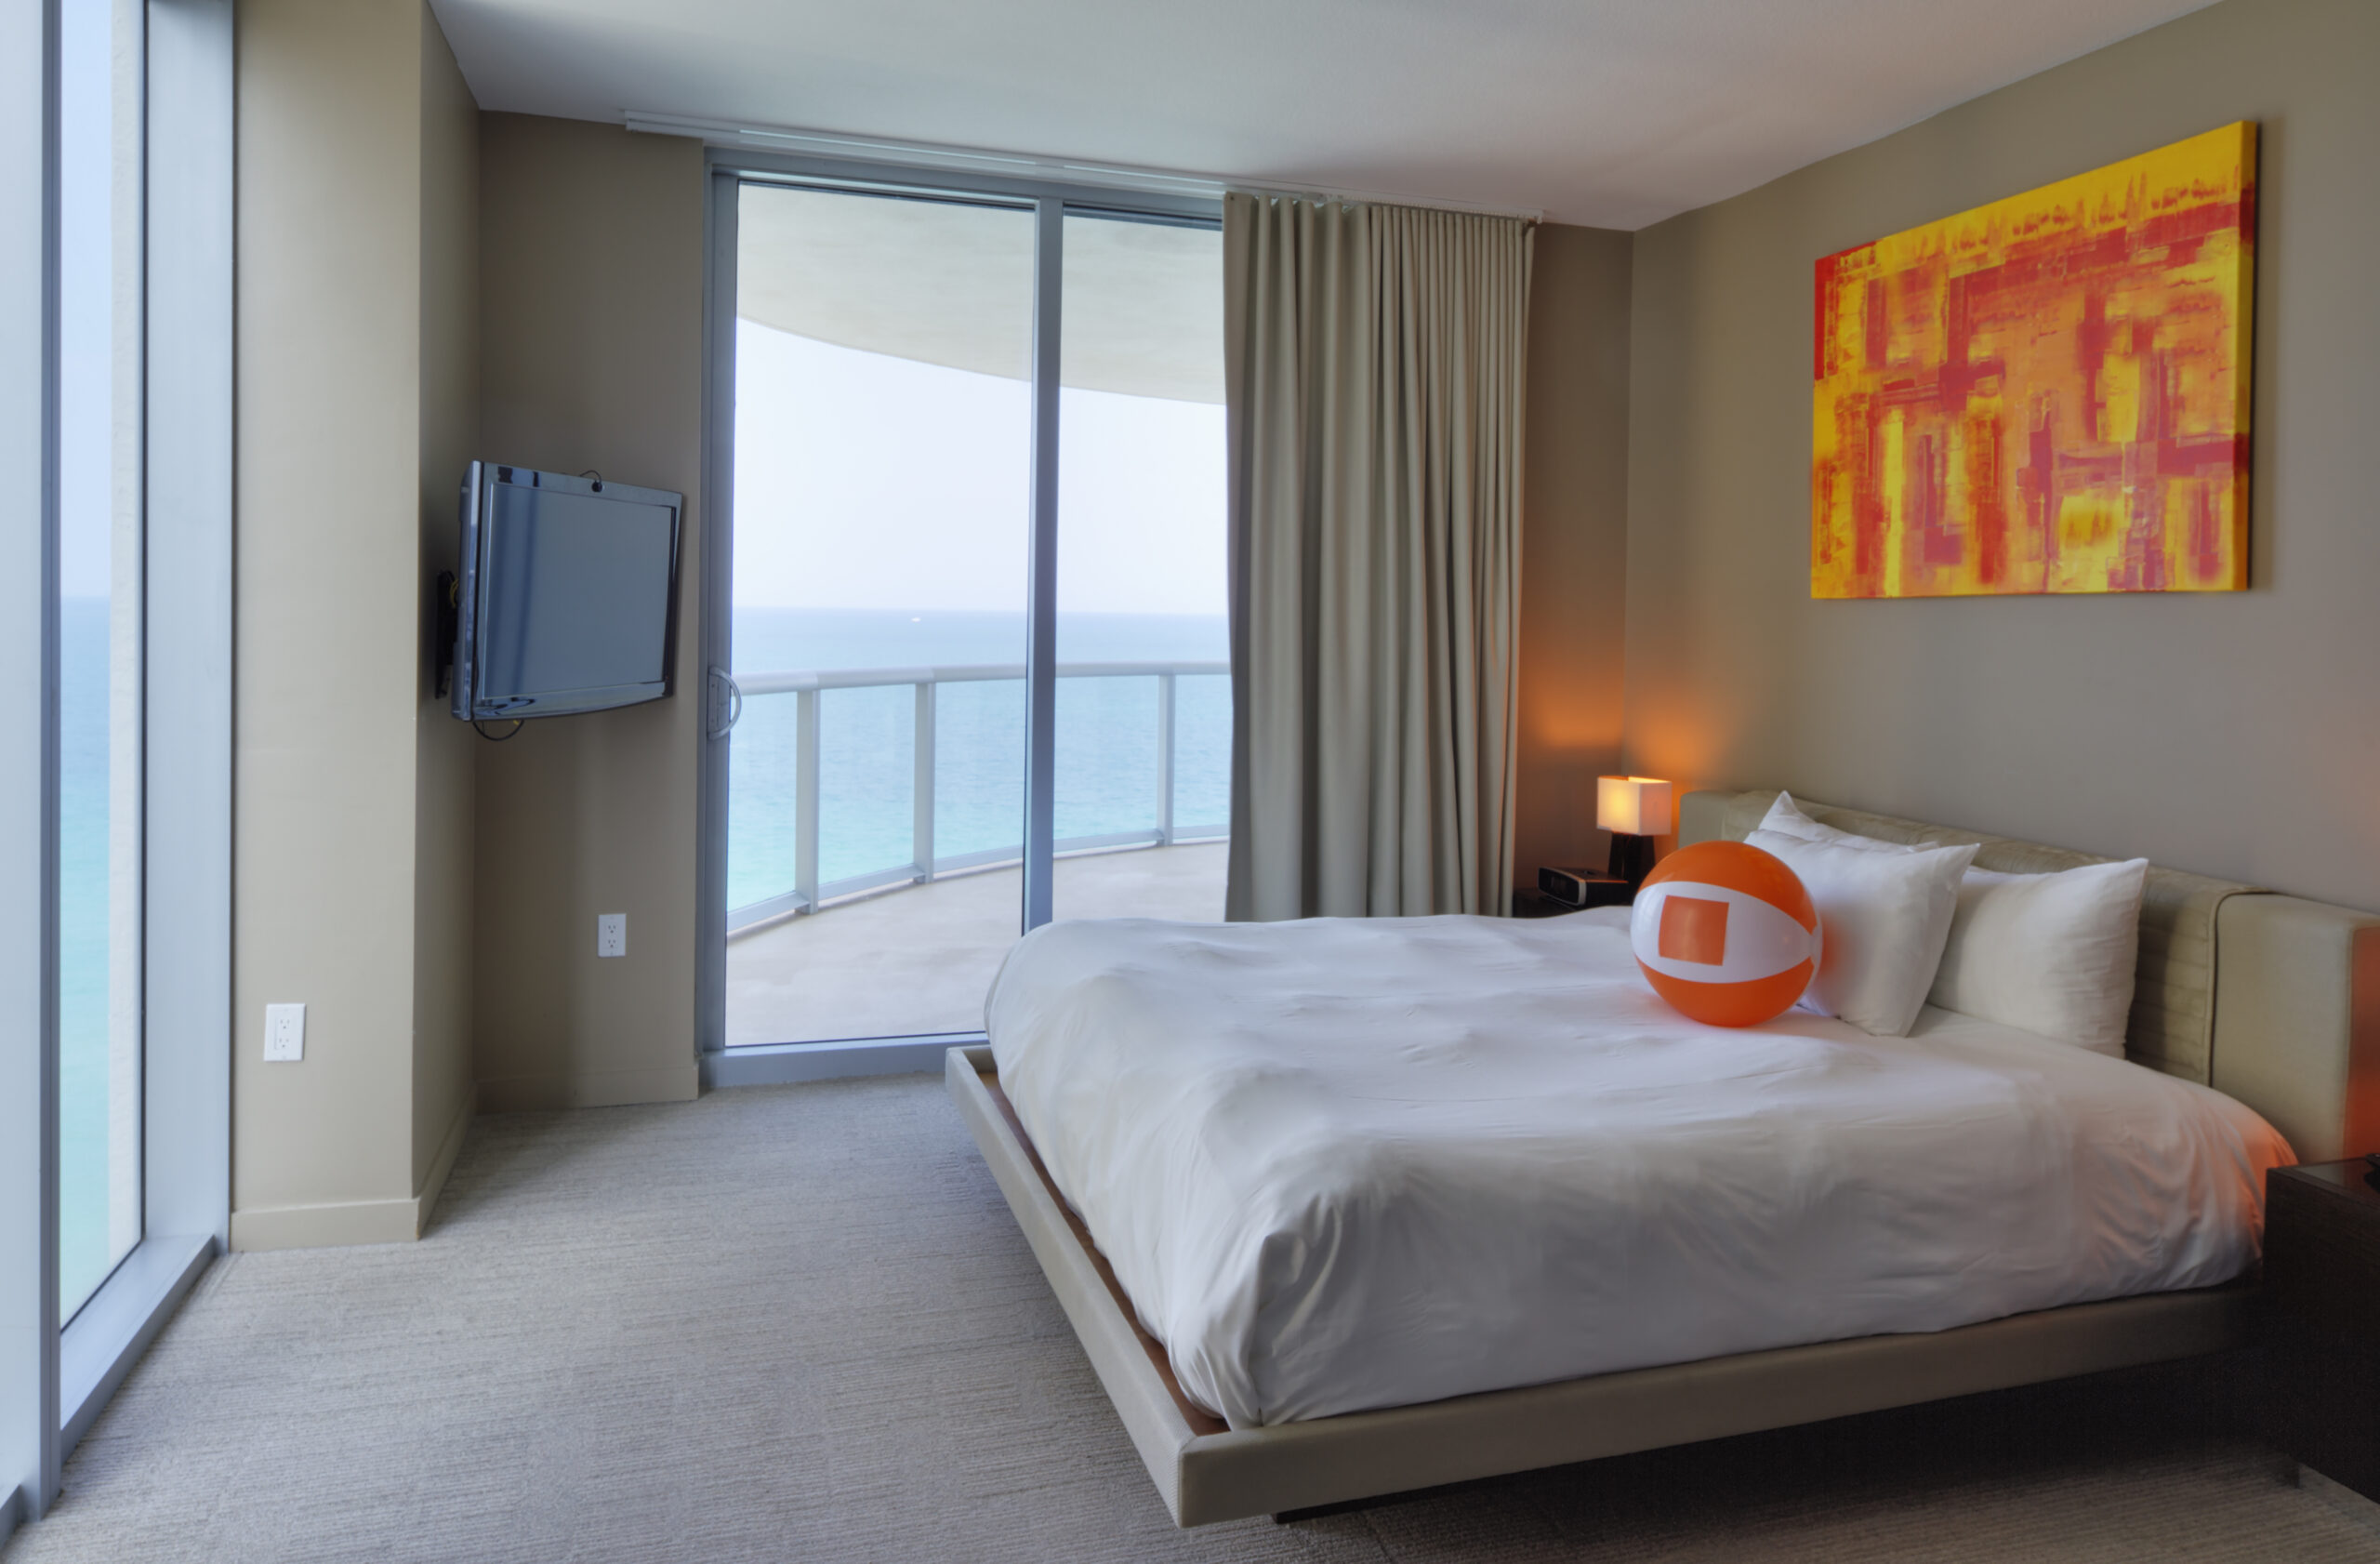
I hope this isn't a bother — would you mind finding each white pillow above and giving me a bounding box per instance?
[1757,791,1920,853]
[1928,859,2148,1056]
[1743,828,1977,1038]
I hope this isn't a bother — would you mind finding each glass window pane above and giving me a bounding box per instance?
[59,0,143,1317]
[726,185,1035,1044]
[1053,214,1228,922]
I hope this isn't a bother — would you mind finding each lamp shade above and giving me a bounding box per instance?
[1596,775,1674,837]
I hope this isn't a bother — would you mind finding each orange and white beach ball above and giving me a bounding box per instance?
[1629,841,1820,1027]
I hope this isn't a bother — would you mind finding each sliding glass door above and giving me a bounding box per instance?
[724,184,1036,1045]
[1052,212,1228,922]
[708,169,1225,1050]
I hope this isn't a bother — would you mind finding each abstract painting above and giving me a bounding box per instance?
[1812,122,2255,598]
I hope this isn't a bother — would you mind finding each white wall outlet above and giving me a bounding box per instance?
[263,1002,305,1063]
[597,912,627,959]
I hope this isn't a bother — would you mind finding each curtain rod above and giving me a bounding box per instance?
[622,112,1545,223]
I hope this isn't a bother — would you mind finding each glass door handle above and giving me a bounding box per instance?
[707,668,743,740]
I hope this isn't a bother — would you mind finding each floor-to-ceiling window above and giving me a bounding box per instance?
[58,0,144,1323]
[707,168,1225,1052]
[8,0,231,1530]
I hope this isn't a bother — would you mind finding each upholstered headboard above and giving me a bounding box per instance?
[1679,789,2380,1164]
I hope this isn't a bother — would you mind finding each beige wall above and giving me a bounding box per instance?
[232,0,477,1250]
[472,114,707,1111]
[1622,0,2380,910]
[414,14,481,1190]
[1514,223,1633,885]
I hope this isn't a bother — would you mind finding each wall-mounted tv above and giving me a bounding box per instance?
[448,461,683,722]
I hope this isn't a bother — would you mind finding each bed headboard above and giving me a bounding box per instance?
[1679,789,2380,1164]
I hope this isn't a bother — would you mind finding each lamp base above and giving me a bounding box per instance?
[1607,832,1656,888]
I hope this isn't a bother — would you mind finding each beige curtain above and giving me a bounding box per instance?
[1222,192,1531,921]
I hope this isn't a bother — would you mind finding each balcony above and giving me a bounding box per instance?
[725,658,1229,1046]
[726,840,1225,1046]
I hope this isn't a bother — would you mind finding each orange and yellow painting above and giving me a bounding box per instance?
[1812,122,2255,598]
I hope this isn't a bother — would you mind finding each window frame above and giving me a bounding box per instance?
[2,0,65,1530]
[23,0,231,1517]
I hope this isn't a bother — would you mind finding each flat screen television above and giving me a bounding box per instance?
[448,461,683,722]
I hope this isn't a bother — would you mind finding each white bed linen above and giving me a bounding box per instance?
[985,908,2292,1430]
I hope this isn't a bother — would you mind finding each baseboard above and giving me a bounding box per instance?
[703,1035,972,1089]
[2297,1465,2380,1540]
[2,1484,20,1545]
[231,1084,482,1252]
[473,1061,700,1114]
[231,1195,420,1251]
[414,1083,474,1232]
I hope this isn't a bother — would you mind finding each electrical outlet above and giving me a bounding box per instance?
[598,913,627,959]
[263,1002,305,1063]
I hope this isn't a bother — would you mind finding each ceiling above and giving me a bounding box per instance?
[430,0,2219,230]
[738,187,1223,400]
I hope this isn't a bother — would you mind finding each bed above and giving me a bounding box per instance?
[948,789,2380,1526]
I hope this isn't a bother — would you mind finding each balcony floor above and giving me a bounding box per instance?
[724,840,1227,1046]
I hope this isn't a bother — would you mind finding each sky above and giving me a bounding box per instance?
[732,320,1227,617]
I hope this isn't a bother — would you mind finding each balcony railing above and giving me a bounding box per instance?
[728,659,1229,934]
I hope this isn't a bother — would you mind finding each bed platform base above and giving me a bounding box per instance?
[947,1045,2252,1528]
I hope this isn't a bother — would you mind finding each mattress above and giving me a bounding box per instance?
[984,907,2293,1431]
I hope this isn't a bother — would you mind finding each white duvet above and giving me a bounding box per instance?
[985,908,2292,1430]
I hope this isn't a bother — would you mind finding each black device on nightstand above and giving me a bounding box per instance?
[2263,1160,2380,1500]
[1515,867,1633,919]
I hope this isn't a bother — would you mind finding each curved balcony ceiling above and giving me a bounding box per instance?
[737,190,1223,403]
[431,0,2221,232]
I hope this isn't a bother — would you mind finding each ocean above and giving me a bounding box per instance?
[727,606,1231,909]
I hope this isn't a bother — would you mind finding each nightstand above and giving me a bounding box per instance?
[2264,1160,2380,1500]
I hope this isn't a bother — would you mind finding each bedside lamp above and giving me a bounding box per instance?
[1596,775,1673,889]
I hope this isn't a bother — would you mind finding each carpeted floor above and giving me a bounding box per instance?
[7,1075,2380,1562]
